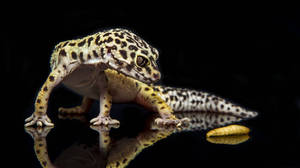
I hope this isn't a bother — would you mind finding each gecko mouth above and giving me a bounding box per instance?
[104,63,155,84]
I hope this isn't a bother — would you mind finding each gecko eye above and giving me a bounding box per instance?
[136,55,149,67]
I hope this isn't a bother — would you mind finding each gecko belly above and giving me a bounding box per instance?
[62,66,138,103]
[62,65,104,100]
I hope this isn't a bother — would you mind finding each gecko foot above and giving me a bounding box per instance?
[155,117,190,128]
[25,114,54,127]
[58,106,86,114]
[90,116,120,126]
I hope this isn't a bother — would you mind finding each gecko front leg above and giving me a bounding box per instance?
[135,82,190,128]
[90,89,120,126]
[25,62,78,127]
[25,69,64,127]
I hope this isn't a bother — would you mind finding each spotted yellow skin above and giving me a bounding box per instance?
[25,28,187,127]
[25,28,257,128]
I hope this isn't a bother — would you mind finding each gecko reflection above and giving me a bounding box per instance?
[25,110,252,168]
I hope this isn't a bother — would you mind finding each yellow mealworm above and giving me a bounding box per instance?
[206,125,250,137]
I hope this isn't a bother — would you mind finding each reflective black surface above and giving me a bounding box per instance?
[4,3,300,167]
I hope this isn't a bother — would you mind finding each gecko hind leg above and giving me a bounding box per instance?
[58,97,94,114]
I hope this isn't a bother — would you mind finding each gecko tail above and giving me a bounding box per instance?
[156,86,258,120]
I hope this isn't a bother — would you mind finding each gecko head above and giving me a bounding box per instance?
[102,28,161,84]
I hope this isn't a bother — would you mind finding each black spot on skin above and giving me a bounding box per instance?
[141,50,148,55]
[107,37,113,43]
[145,66,152,74]
[123,159,128,164]
[133,35,140,41]
[104,104,108,108]
[116,161,120,167]
[114,32,124,39]
[119,50,128,59]
[78,39,86,47]
[43,86,48,92]
[93,50,99,58]
[158,101,163,104]
[71,52,77,59]
[136,67,142,71]
[115,38,121,44]
[135,82,139,88]
[125,64,134,71]
[36,99,41,103]
[95,35,101,45]
[121,41,127,48]
[103,32,111,37]
[144,87,150,91]
[160,106,165,110]
[100,48,104,58]
[151,93,156,96]
[39,106,44,109]
[87,37,94,47]
[162,90,168,94]
[62,42,69,47]
[126,38,134,43]
[130,52,136,59]
[220,104,224,109]
[59,49,67,56]
[79,52,84,62]
[236,108,240,112]
[129,45,138,51]
[87,54,91,59]
[63,64,67,70]
[49,76,55,82]
[69,42,76,46]
[150,46,156,55]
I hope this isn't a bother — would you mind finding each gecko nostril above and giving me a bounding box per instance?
[153,73,161,80]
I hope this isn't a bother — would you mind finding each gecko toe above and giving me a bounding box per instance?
[24,114,54,127]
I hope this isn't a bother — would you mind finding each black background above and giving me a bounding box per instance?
[3,2,300,168]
